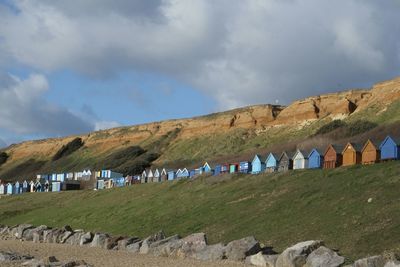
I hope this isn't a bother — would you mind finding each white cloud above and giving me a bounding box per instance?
[0,0,399,111]
[0,72,94,136]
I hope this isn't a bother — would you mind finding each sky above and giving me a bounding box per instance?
[0,0,399,147]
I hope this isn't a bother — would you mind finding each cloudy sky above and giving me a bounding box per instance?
[0,0,399,146]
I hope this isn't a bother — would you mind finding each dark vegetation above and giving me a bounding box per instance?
[52,138,84,161]
[0,159,46,180]
[0,152,9,166]
[315,119,377,137]
[315,120,346,135]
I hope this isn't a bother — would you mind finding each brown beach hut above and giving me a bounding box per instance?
[323,144,343,169]
[361,139,381,164]
[342,143,362,166]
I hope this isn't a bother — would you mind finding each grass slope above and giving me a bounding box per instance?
[1,161,400,260]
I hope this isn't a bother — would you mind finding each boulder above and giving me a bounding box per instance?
[147,235,181,256]
[59,231,74,244]
[15,224,34,239]
[65,231,85,246]
[354,255,386,267]
[173,233,208,258]
[62,225,73,232]
[118,237,141,250]
[191,243,226,261]
[385,261,400,267]
[90,233,110,248]
[105,236,124,250]
[225,236,261,261]
[275,240,324,267]
[0,251,33,262]
[79,232,93,246]
[245,252,279,267]
[126,241,143,253]
[61,259,92,267]
[139,230,166,254]
[24,225,49,241]
[305,246,345,267]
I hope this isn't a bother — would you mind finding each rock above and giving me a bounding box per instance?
[175,233,208,258]
[275,240,324,267]
[65,231,85,246]
[305,246,345,267]
[126,241,143,253]
[139,230,166,254]
[191,243,226,261]
[225,236,261,261]
[147,235,181,256]
[118,237,141,250]
[24,225,49,242]
[61,259,92,267]
[15,224,34,239]
[79,232,93,246]
[245,252,279,267]
[62,225,73,232]
[90,233,110,248]
[105,236,124,250]
[59,231,74,244]
[0,251,34,261]
[354,255,386,267]
[385,261,400,267]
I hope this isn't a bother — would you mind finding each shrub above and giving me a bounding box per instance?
[53,138,84,161]
[315,120,346,135]
[0,152,9,166]
[346,120,378,136]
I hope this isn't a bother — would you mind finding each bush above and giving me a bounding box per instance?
[53,138,84,161]
[315,120,346,135]
[0,152,9,166]
[346,120,378,136]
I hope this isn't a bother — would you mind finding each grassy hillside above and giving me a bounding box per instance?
[1,161,400,260]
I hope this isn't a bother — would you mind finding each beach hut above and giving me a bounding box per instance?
[251,155,265,174]
[265,153,279,173]
[220,164,229,174]
[194,168,202,176]
[177,168,189,179]
[293,149,309,170]
[97,179,105,190]
[147,169,154,182]
[203,162,212,173]
[323,145,343,169]
[6,183,13,195]
[29,181,35,192]
[0,184,5,194]
[14,181,21,194]
[161,169,168,182]
[278,152,293,172]
[189,170,196,178]
[35,181,42,192]
[342,143,362,166]
[229,163,239,173]
[113,177,125,187]
[52,181,61,192]
[167,170,176,181]
[239,161,251,173]
[361,139,381,164]
[22,180,29,192]
[379,136,400,161]
[213,165,221,176]
[153,169,160,182]
[308,149,324,169]
[141,170,148,183]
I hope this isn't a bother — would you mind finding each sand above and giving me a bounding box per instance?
[0,239,248,267]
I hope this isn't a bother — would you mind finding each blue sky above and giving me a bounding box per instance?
[0,0,399,147]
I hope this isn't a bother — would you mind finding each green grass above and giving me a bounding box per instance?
[1,161,400,260]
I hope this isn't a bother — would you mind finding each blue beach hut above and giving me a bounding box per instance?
[239,161,251,173]
[14,181,21,194]
[251,155,265,174]
[213,165,221,176]
[379,136,400,161]
[265,153,278,173]
[308,149,324,169]
[6,183,13,195]
[167,170,176,181]
[203,162,212,173]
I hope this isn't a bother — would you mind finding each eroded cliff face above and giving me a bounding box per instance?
[2,76,400,166]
